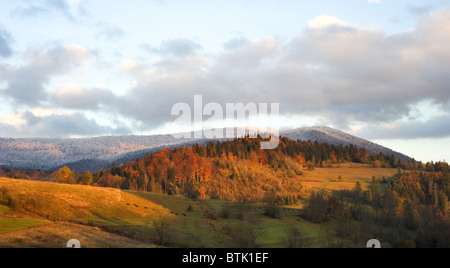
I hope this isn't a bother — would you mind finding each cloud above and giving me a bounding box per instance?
[307,15,348,29]
[52,84,117,110]
[355,114,450,140]
[217,37,277,68]
[0,122,20,138]
[140,38,202,58]
[115,56,209,128]
[102,10,450,138]
[96,21,126,41]
[0,27,13,58]
[0,110,131,138]
[3,9,450,140]
[407,3,434,16]
[1,45,92,106]
[13,0,75,21]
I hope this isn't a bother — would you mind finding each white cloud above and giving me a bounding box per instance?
[31,108,64,117]
[0,112,27,128]
[307,15,348,29]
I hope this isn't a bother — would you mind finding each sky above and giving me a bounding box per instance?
[0,0,450,162]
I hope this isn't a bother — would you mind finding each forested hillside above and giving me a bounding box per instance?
[44,136,438,204]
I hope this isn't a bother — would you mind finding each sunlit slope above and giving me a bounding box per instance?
[299,163,398,193]
[0,177,173,225]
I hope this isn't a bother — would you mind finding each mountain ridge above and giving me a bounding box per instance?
[0,126,411,172]
[281,126,410,163]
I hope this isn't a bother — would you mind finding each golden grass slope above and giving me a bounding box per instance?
[299,163,397,193]
[0,177,173,226]
[0,222,157,248]
[0,177,176,248]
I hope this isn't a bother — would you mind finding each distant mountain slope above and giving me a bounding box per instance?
[0,135,203,171]
[0,127,411,172]
[281,127,411,163]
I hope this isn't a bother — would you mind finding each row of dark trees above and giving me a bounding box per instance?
[200,137,406,168]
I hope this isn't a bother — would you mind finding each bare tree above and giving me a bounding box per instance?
[152,218,170,245]
[282,226,312,248]
[235,213,265,248]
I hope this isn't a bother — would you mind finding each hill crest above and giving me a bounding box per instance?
[0,127,411,172]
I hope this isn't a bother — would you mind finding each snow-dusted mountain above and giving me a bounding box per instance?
[281,127,410,163]
[0,127,411,172]
[0,135,203,171]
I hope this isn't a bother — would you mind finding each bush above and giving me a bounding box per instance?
[264,204,282,219]
[302,192,339,223]
[335,218,358,238]
[0,187,12,206]
[152,218,171,246]
[234,214,265,248]
[205,210,217,220]
[282,226,312,248]
[220,206,232,219]
[185,183,201,200]
[8,194,37,211]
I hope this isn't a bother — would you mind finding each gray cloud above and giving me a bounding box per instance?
[1,45,91,106]
[52,85,117,110]
[217,37,277,69]
[96,21,126,41]
[1,112,131,138]
[356,114,450,140]
[140,38,202,58]
[0,122,20,138]
[407,3,434,16]
[13,0,75,21]
[0,28,13,58]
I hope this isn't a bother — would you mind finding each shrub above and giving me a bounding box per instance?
[0,187,12,206]
[234,214,265,248]
[205,210,217,220]
[264,204,282,219]
[220,206,232,219]
[152,218,171,246]
[302,192,338,223]
[282,226,312,248]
